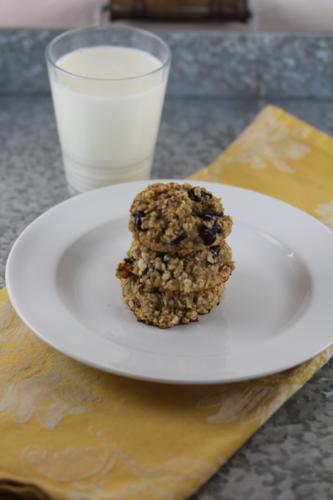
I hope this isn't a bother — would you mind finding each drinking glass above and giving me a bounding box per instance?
[46,26,170,193]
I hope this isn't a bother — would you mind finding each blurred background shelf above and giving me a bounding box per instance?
[0,0,332,31]
[108,0,251,22]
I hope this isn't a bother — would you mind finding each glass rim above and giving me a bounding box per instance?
[45,25,171,82]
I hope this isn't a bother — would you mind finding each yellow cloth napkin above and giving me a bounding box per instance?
[1,105,332,500]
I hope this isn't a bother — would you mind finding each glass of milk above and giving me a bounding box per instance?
[46,26,170,193]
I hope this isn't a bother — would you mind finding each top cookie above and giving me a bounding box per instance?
[129,183,232,255]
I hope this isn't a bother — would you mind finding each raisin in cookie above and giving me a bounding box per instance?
[129,183,232,255]
[120,275,224,328]
[117,240,234,293]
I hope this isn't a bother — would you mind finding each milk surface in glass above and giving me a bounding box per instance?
[51,46,167,192]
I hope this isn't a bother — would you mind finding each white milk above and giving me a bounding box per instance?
[50,46,167,192]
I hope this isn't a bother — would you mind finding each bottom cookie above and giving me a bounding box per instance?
[120,277,224,328]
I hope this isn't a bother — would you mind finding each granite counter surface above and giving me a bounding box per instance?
[1,94,333,499]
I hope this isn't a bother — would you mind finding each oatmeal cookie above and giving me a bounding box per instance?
[120,276,224,328]
[117,240,234,293]
[129,183,232,255]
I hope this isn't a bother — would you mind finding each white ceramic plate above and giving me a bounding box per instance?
[6,180,333,384]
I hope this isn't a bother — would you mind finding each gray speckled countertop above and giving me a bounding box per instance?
[1,29,333,500]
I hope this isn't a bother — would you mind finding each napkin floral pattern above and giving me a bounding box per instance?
[1,106,332,500]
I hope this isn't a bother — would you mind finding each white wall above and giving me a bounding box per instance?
[0,0,105,28]
[250,0,333,31]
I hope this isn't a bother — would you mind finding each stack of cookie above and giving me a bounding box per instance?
[116,183,234,328]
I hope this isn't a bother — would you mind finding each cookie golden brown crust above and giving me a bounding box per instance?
[120,276,225,328]
[116,240,234,294]
[129,183,232,255]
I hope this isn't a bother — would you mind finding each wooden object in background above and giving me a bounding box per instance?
[109,0,251,22]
